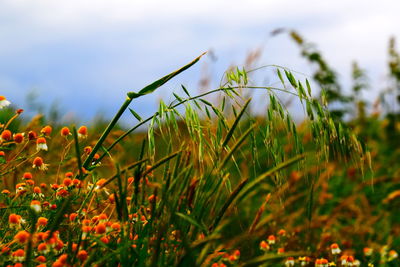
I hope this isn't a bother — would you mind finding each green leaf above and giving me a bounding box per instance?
[306,78,312,96]
[222,98,251,148]
[127,52,206,99]
[218,124,256,171]
[236,154,305,203]
[173,93,183,102]
[277,69,285,87]
[129,108,143,121]
[199,99,213,106]
[176,212,207,231]
[181,85,191,97]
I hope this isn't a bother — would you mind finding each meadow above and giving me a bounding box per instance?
[0,31,399,266]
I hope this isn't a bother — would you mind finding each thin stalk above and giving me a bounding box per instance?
[82,97,132,170]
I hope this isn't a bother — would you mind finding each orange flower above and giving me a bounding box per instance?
[63,178,72,187]
[33,186,42,194]
[99,213,108,221]
[69,213,78,222]
[32,157,49,171]
[73,178,81,187]
[148,194,156,203]
[78,126,88,139]
[15,183,27,195]
[228,255,237,262]
[22,172,33,180]
[55,239,64,251]
[51,184,60,190]
[363,247,373,256]
[82,225,92,232]
[56,189,69,198]
[52,261,63,267]
[1,246,10,254]
[40,125,52,136]
[13,133,25,144]
[260,240,269,251]
[1,130,12,141]
[95,178,107,189]
[37,217,48,227]
[37,243,48,253]
[58,254,68,264]
[26,179,35,186]
[77,250,88,261]
[14,230,30,244]
[100,236,109,244]
[111,222,121,231]
[267,235,276,245]
[230,250,240,261]
[146,165,154,176]
[11,249,25,262]
[9,214,22,226]
[0,151,4,163]
[28,130,37,140]
[60,127,71,137]
[36,255,46,262]
[84,146,92,154]
[389,250,398,261]
[95,223,107,235]
[1,189,10,194]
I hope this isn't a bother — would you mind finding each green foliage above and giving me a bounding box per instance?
[1,39,400,267]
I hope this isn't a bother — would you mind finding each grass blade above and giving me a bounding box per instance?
[127,53,206,99]
[221,98,251,148]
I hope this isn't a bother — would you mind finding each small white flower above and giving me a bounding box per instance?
[16,186,26,195]
[330,244,341,255]
[285,258,295,267]
[30,201,42,213]
[37,143,48,151]
[0,96,11,109]
[36,137,48,151]
[389,250,398,261]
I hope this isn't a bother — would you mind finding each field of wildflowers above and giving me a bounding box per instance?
[0,35,400,266]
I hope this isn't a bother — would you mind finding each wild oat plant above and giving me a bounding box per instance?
[0,54,397,266]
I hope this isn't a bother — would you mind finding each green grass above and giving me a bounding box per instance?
[0,47,398,267]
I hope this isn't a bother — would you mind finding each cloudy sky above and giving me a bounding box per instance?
[1,0,399,123]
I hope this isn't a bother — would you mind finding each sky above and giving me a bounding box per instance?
[1,0,400,124]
